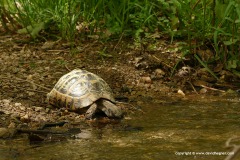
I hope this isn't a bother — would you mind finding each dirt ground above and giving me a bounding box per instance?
[0,34,240,139]
[0,35,180,106]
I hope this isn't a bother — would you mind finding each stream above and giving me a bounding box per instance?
[1,95,240,160]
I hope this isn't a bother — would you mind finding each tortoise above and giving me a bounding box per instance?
[47,69,122,119]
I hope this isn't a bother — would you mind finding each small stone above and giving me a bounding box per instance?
[28,92,35,96]
[14,103,22,107]
[2,99,11,104]
[45,108,50,113]
[74,130,91,139]
[131,91,137,95]
[1,117,6,121]
[0,128,10,138]
[27,74,33,81]
[199,88,207,94]
[140,76,152,84]
[155,69,165,76]
[144,83,151,88]
[20,114,29,123]
[35,114,47,122]
[8,122,16,129]
[19,106,26,111]
[177,89,185,96]
[10,114,20,120]
[34,107,44,112]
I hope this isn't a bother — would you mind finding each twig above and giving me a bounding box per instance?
[64,64,71,71]
[187,81,199,94]
[47,50,67,52]
[201,85,225,93]
[114,32,124,51]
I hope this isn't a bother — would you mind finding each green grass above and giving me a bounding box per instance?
[0,0,240,75]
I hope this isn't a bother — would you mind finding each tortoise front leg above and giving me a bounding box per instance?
[98,99,122,118]
[85,103,98,119]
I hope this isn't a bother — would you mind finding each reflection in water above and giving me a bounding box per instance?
[1,97,240,160]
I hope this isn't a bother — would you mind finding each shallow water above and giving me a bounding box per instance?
[1,95,240,160]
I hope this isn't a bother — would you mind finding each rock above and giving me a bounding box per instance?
[45,108,50,113]
[140,76,152,84]
[0,128,9,138]
[151,69,165,79]
[20,114,30,123]
[8,122,16,129]
[14,103,22,107]
[177,89,185,96]
[0,128,15,138]
[27,74,33,81]
[2,99,11,105]
[199,88,207,94]
[176,66,192,77]
[34,106,44,112]
[19,106,26,111]
[28,92,35,96]
[74,129,91,139]
[35,114,47,122]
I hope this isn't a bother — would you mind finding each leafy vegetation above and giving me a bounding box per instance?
[0,0,240,76]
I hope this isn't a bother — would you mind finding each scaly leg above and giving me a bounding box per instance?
[85,103,98,119]
[98,99,122,118]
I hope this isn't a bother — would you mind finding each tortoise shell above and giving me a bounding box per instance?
[47,69,115,110]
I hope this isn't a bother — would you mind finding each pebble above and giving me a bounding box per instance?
[199,88,207,94]
[140,76,152,84]
[20,114,29,123]
[152,69,165,79]
[14,103,22,107]
[177,89,185,96]
[45,108,50,113]
[8,122,16,129]
[28,92,35,96]
[74,130,92,139]
[27,74,33,80]
[19,106,26,111]
[155,69,165,76]
[0,128,10,138]
[34,106,44,112]
[2,99,11,104]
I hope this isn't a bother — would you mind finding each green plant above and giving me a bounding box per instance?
[1,0,83,40]
[213,0,240,72]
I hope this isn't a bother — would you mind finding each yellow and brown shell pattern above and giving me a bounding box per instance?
[47,69,115,110]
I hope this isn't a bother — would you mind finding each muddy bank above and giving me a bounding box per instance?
[1,35,240,141]
[0,35,174,139]
[0,35,176,106]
